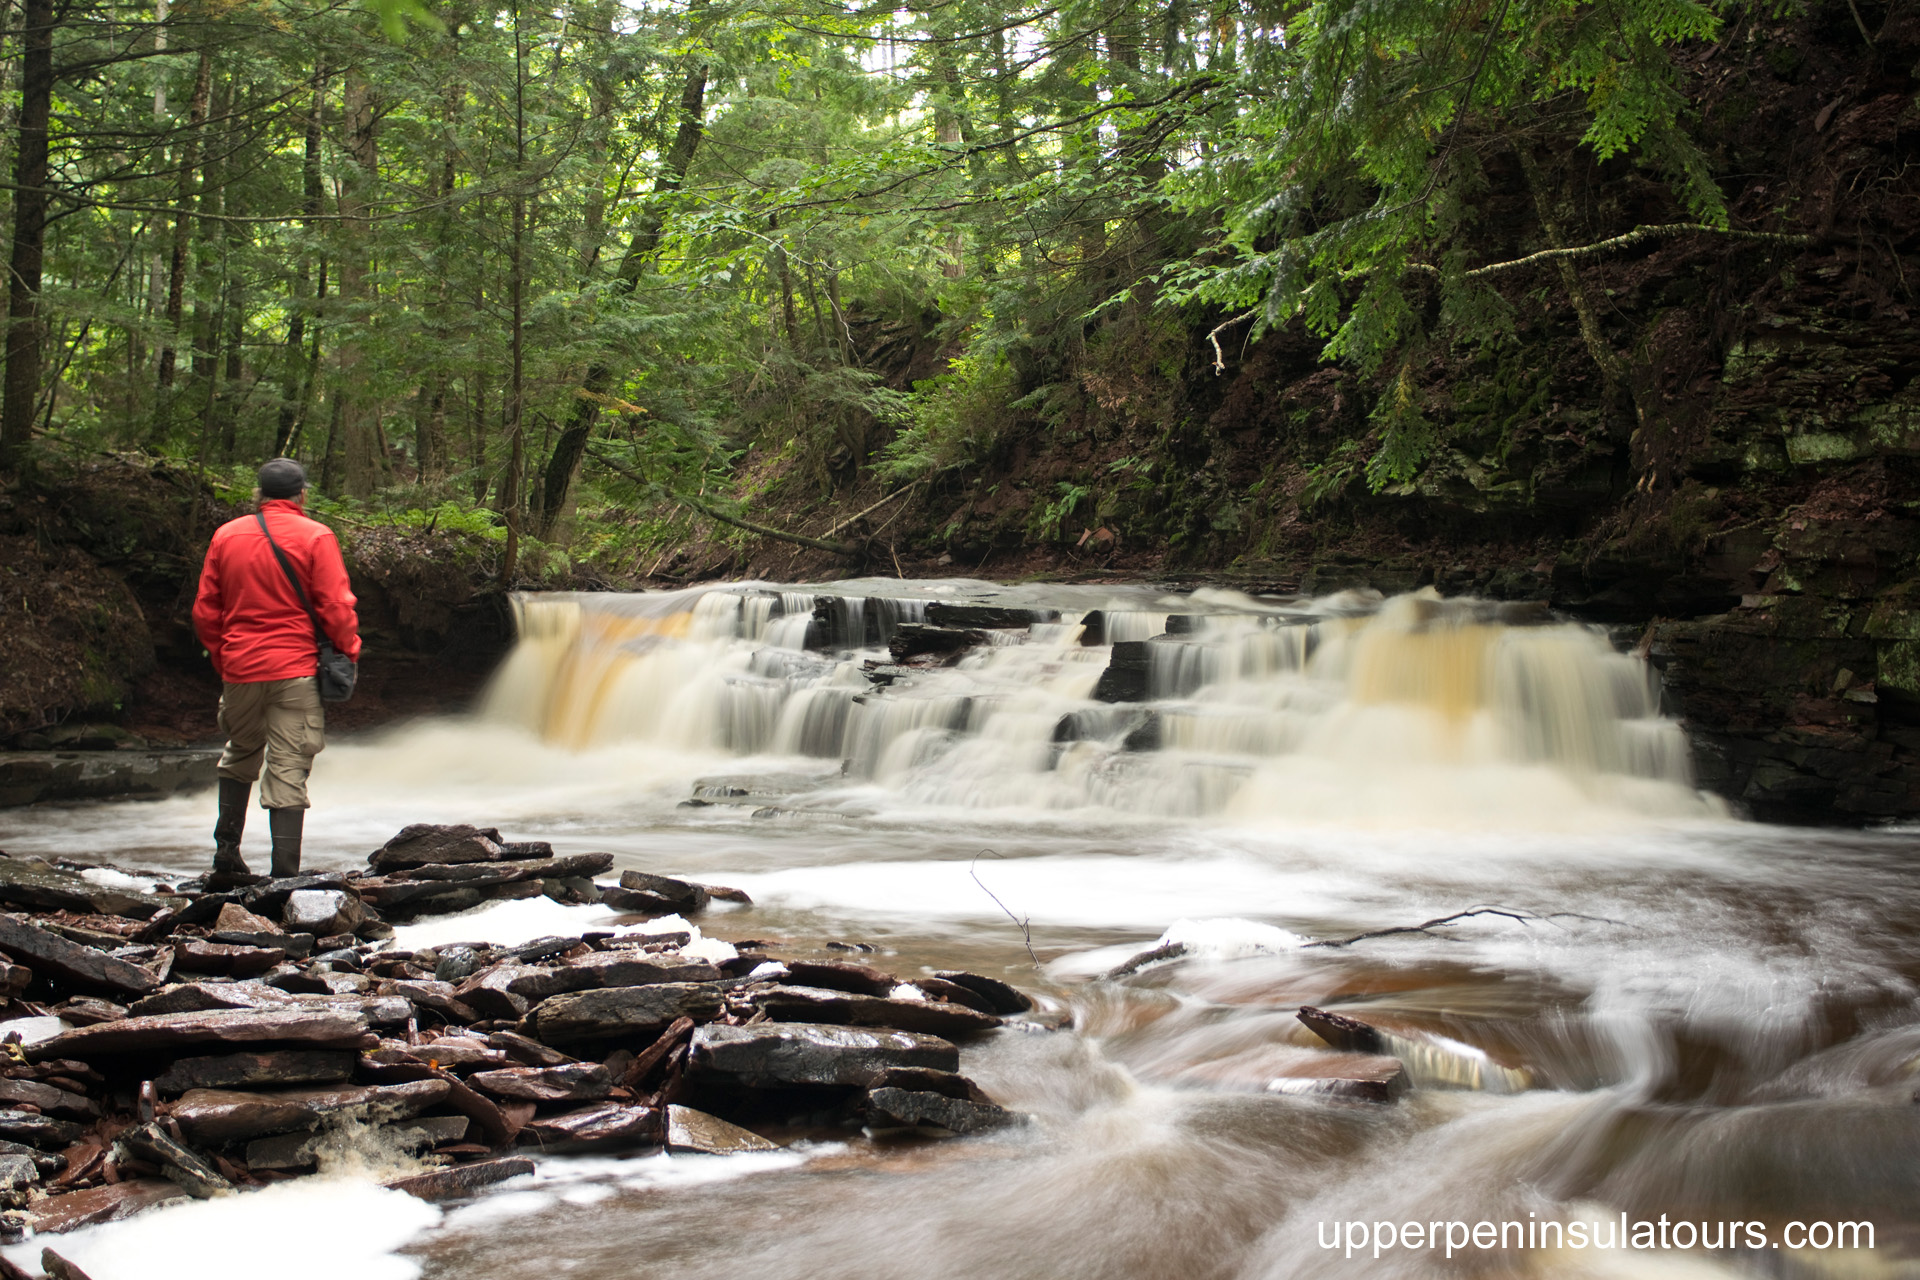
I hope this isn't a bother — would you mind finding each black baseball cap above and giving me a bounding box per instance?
[257,458,308,499]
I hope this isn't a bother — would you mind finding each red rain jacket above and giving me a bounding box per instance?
[192,499,362,684]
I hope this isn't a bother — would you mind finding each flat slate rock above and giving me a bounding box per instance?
[522,984,723,1043]
[690,1022,959,1087]
[516,1103,659,1151]
[29,1178,190,1234]
[665,1105,782,1154]
[0,916,160,999]
[172,1079,450,1144]
[385,1157,534,1200]
[127,980,296,1018]
[467,1063,611,1103]
[865,1087,1021,1135]
[932,970,1034,1015]
[1263,1053,1410,1104]
[171,939,285,976]
[1296,1006,1385,1055]
[369,824,549,872]
[780,960,895,997]
[616,871,710,913]
[563,950,722,988]
[0,858,170,920]
[751,984,1001,1036]
[153,1048,358,1095]
[0,1110,86,1149]
[0,1078,96,1119]
[394,853,613,884]
[29,1007,370,1061]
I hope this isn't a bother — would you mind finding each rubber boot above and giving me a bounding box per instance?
[268,807,304,878]
[207,777,257,889]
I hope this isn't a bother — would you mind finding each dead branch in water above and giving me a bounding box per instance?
[971,849,1039,966]
[1302,906,1628,949]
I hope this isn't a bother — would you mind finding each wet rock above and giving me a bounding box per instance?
[0,857,169,920]
[384,1157,534,1200]
[522,984,724,1043]
[43,998,122,1027]
[0,1153,38,1189]
[0,1079,96,1120]
[751,985,1002,1036]
[912,978,995,1014]
[564,950,723,988]
[0,915,161,999]
[468,1063,611,1103]
[1092,640,1151,703]
[690,1023,959,1087]
[376,980,479,1025]
[116,1121,228,1198]
[486,1030,575,1068]
[433,945,485,985]
[933,971,1036,1015]
[245,1115,471,1171]
[152,1049,357,1095]
[127,980,296,1018]
[213,904,281,935]
[869,1067,994,1103]
[28,1179,189,1235]
[516,1103,659,1151]
[0,1112,85,1149]
[239,873,350,918]
[603,870,710,915]
[889,623,989,664]
[171,939,285,977]
[780,960,895,997]
[1297,1006,1385,1054]
[453,965,540,1020]
[402,1038,508,1071]
[2,1140,67,1178]
[1263,1054,1409,1104]
[924,603,1058,629]
[665,1105,782,1154]
[357,855,611,912]
[29,1007,371,1061]
[171,1079,450,1144]
[865,1087,1020,1135]
[369,824,544,872]
[283,890,365,936]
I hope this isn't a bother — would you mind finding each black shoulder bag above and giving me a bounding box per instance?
[255,512,358,702]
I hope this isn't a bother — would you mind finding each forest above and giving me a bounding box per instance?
[2,0,1866,579]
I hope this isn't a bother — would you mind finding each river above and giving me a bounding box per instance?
[2,579,1914,1279]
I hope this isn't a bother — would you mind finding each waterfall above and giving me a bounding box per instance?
[480,583,1722,822]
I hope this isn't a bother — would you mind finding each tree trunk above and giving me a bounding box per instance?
[151,48,213,443]
[274,68,326,457]
[337,72,381,497]
[534,30,710,538]
[0,0,52,468]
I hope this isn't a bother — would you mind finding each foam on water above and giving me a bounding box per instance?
[390,896,737,963]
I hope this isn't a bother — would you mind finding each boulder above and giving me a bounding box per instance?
[170,939,285,977]
[467,1063,611,1103]
[29,1007,371,1062]
[0,857,170,920]
[282,889,374,938]
[384,1157,534,1200]
[152,1049,357,1095]
[665,1105,782,1154]
[751,985,1001,1036]
[689,1023,959,1087]
[0,915,160,999]
[28,1179,189,1235]
[516,1103,658,1151]
[865,1087,1020,1135]
[932,970,1035,1015]
[171,1079,450,1144]
[522,984,723,1043]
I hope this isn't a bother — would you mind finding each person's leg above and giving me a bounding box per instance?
[212,682,269,877]
[260,677,325,876]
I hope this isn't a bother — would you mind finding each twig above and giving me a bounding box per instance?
[1207,308,1259,375]
[821,481,919,538]
[1404,224,1817,282]
[969,849,1038,966]
[586,447,861,557]
[1302,906,1627,949]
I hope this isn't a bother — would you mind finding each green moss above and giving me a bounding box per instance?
[1878,640,1920,697]
[1784,432,1859,464]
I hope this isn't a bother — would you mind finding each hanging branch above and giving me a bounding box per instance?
[585,447,860,557]
[970,849,1039,966]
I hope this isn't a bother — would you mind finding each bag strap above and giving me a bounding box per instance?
[255,511,331,646]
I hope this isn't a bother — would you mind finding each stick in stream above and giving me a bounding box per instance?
[970,849,1039,966]
[1301,906,1628,949]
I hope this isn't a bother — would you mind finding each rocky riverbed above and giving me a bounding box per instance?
[0,823,1047,1280]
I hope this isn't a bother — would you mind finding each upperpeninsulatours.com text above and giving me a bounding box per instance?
[1319,1214,1874,1259]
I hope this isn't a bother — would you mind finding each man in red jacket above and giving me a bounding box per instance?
[192,458,361,881]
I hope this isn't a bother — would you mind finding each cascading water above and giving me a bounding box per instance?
[481,581,1718,824]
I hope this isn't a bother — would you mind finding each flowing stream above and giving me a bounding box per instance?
[4,578,1917,1279]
